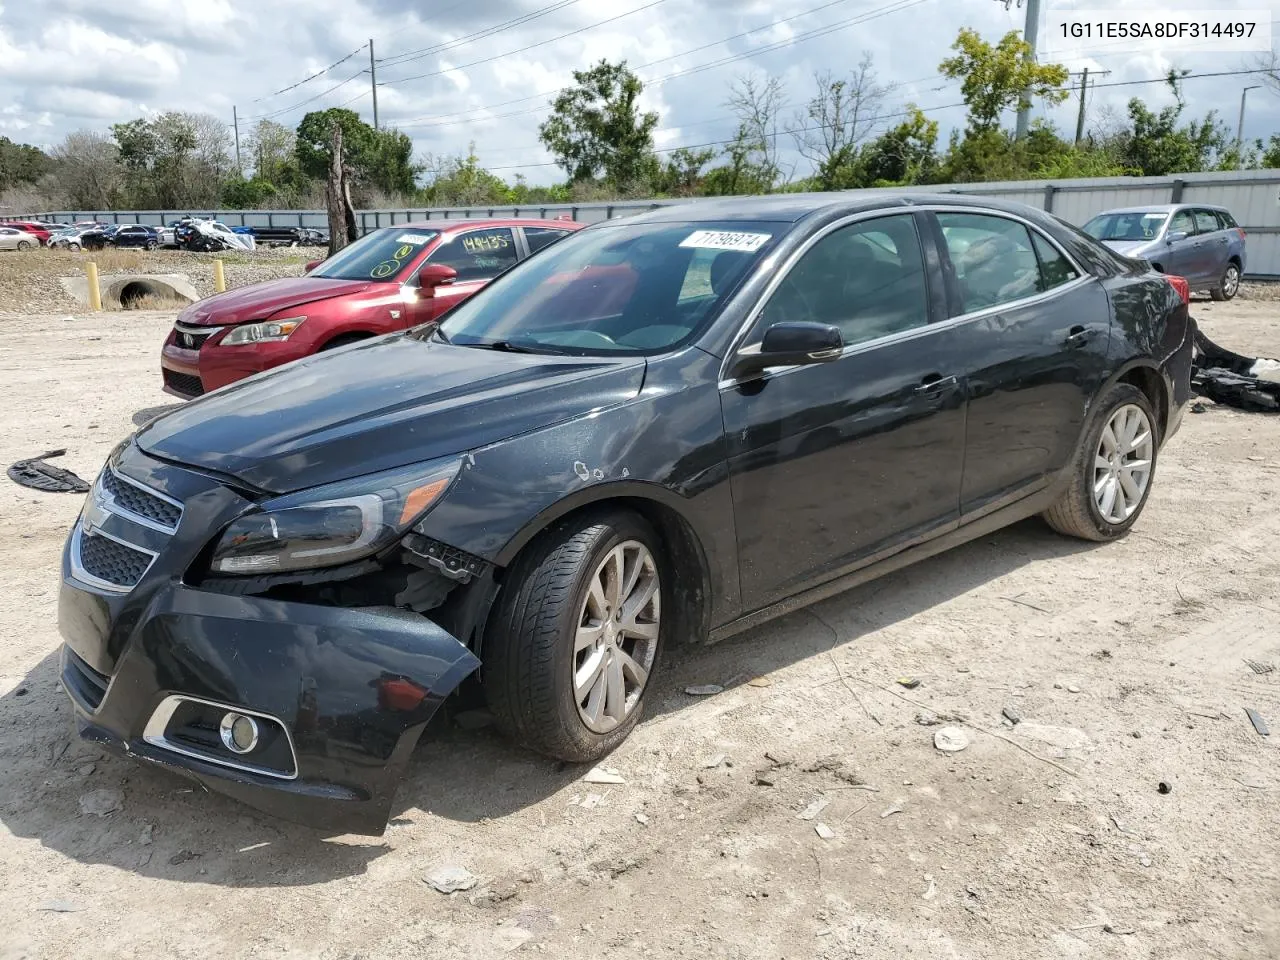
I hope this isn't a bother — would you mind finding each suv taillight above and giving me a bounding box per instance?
[1165,275,1190,305]
[1237,227,1246,241]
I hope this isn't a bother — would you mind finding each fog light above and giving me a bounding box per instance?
[219,712,260,754]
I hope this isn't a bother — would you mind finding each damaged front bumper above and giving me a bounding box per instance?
[56,446,480,835]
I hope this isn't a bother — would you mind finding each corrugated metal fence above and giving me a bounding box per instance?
[33,168,1280,277]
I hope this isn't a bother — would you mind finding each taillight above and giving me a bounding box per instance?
[1237,227,1246,241]
[1165,275,1190,305]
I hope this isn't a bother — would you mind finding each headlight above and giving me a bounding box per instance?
[210,458,461,575]
[221,317,306,345]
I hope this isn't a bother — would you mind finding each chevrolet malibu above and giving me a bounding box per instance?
[159,217,583,398]
[59,194,1194,834]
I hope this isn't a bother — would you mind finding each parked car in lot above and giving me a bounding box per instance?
[61,194,1194,833]
[160,217,582,398]
[1,221,52,246]
[1082,203,1246,300]
[81,224,161,250]
[48,226,91,251]
[0,226,36,250]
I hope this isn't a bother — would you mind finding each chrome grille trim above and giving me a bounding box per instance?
[100,466,183,533]
[69,523,158,594]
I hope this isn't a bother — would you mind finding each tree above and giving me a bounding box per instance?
[538,60,659,187]
[46,131,123,209]
[726,74,787,188]
[111,112,228,207]
[421,143,512,206]
[656,147,715,196]
[0,137,52,192]
[790,59,887,189]
[1115,76,1229,175]
[859,105,939,185]
[246,120,294,181]
[939,28,1069,133]
[296,109,416,198]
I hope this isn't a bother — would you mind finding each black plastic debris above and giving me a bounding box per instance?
[1245,708,1270,737]
[1192,328,1280,413]
[7,449,89,494]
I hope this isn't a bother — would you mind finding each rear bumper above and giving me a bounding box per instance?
[1161,316,1197,444]
[58,547,479,835]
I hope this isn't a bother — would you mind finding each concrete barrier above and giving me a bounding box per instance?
[60,273,199,309]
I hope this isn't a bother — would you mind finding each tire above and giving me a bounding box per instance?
[16,240,30,251]
[1042,383,1159,542]
[145,240,157,251]
[483,510,665,762]
[1210,261,1240,301]
[69,242,80,252]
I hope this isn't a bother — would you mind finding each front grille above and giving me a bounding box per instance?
[62,648,110,711]
[78,530,153,588]
[173,324,219,350]
[101,469,181,529]
[163,369,204,397]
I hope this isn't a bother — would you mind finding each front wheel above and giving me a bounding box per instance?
[1210,262,1240,301]
[483,510,664,762]
[1042,383,1158,541]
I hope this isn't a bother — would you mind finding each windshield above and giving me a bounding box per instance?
[1083,212,1167,242]
[435,220,781,355]
[312,228,440,282]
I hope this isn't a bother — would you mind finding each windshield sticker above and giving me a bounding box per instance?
[396,233,433,245]
[679,230,771,252]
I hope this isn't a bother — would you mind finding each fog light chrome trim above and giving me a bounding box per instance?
[220,712,260,754]
[143,695,298,780]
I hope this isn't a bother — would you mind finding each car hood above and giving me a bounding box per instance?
[1100,240,1155,257]
[135,335,647,493]
[178,276,376,326]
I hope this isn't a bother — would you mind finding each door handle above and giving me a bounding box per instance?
[914,373,958,395]
[1064,326,1094,348]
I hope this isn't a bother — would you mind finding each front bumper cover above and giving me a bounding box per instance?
[57,445,480,835]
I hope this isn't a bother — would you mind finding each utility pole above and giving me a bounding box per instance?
[232,105,242,173]
[1073,68,1088,145]
[1014,0,1042,140]
[369,39,379,131]
[1236,85,1260,169]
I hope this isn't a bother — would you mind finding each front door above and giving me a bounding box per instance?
[720,213,967,610]
[1161,208,1200,278]
[930,211,1113,516]
[408,226,520,326]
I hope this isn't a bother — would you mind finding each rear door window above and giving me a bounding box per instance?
[936,213,1043,312]
[523,226,572,254]
[429,227,517,281]
[1193,209,1221,234]
[1215,210,1239,230]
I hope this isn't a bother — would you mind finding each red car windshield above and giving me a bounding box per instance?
[311,228,440,282]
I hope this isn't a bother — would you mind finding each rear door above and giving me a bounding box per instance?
[930,210,1112,518]
[1193,208,1230,282]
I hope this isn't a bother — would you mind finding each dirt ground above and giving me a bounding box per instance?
[0,290,1278,960]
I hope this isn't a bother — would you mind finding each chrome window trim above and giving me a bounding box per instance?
[68,523,158,595]
[718,204,1095,387]
[143,694,300,781]
[101,466,184,533]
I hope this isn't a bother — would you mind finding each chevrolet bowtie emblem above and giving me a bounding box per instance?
[81,492,110,536]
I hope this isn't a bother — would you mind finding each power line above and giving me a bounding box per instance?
[380,0,673,87]
[252,43,368,103]
[244,67,368,122]
[390,0,933,128]
[377,0,584,69]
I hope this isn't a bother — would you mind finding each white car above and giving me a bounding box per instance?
[48,227,90,251]
[0,226,36,251]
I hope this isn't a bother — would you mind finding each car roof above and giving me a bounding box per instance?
[398,217,583,233]
[1091,203,1230,215]
[614,191,1068,225]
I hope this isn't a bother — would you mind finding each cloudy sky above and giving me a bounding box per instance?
[0,0,1276,184]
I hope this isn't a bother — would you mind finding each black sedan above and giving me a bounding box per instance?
[82,224,161,250]
[56,193,1194,834]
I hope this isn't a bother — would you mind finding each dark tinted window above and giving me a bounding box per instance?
[1193,209,1221,233]
[311,227,440,281]
[524,226,572,253]
[756,214,929,347]
[1168,209,1196,236]
[1031,232,1079,289]
[937,213,1042,312]
[428,227,517,281]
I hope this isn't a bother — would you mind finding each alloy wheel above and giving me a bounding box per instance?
[1223,264,1240,298]
[1093,403,1154,524]
[572,540,660,734]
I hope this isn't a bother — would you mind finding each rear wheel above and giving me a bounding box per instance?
[1210,262,1240,301]
[67,242,80,252]
[484,510,664,762]
[1042,383,1158,541]
[16,240,31,251]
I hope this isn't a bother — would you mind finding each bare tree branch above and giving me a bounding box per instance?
[788,56,888,178]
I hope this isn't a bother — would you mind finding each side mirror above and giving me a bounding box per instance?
[304,259,323,273]
[416,263,458,297]
[731,321,843,379]
[1165,231,1188,244]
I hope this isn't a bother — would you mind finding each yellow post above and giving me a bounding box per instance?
[85,261,102,312]
[213,259,226,293]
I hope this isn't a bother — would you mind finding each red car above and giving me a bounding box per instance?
[2,221,52,246]
[160,218,582,398]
